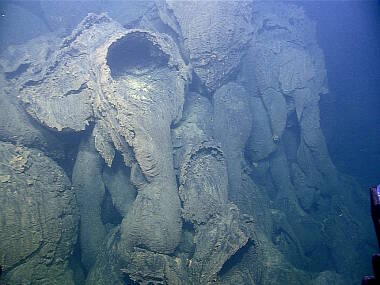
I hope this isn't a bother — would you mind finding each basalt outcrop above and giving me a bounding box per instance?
[0,142,78,285]
[0,1,372,285]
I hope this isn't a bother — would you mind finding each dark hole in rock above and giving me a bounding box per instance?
[175,221,195,258]
[218,239,255,276]
[188,70,210,99]
[282,110,301,163]
[106,32,170,78]
[5,63,30,80]
[68,232,87,283]
[101,186,123,226]
[54,127,83,180]
[110,150,131,174]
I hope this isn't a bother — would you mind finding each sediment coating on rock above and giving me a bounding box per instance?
[172,97,252,282]
[0,142,78,285]
[239,3,328,270]
[179,141,228,224]
[171,91,214,177]
[0,90,65,160]
[167,0,254,92]
[0,14,117,132]
[0,3,373,284]
[2,13,189,255]
[96,29,189,254]
[236,2,370,282]
[178,141,249,283]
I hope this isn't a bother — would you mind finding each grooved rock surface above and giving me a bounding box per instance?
[167,0,253,92]
[103,30,188,254]
[0,2,373,285]
[0,24,96,132]
[178,141,249,283]
[1,13,190,255]
[237,2,372,282]
[0,90,65,160]
[171,91,213,176]
[172,96,250,283]
[0,142,78,285]
[179,142,228,224]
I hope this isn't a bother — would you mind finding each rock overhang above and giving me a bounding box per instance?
[106,31,170,78]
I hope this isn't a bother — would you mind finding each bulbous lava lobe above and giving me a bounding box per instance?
[98,30,190,253]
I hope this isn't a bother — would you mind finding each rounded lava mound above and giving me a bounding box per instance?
[106,32,170,78]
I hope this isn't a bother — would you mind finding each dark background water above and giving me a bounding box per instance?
[302,0,380,189]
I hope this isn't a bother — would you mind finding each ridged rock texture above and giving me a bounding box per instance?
[0,1,372,285]
[0,142,78,285]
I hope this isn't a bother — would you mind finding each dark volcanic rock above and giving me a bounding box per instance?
[168,0,253,92]
[72,131,107,271]
[0,142,78,285]
[0,91,65,161]
[0,2,372,285]
[2,13,190,256]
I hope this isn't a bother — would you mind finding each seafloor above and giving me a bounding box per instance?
[0,1,378,285]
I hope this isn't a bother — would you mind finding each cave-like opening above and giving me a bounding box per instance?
[106,32,170,78]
